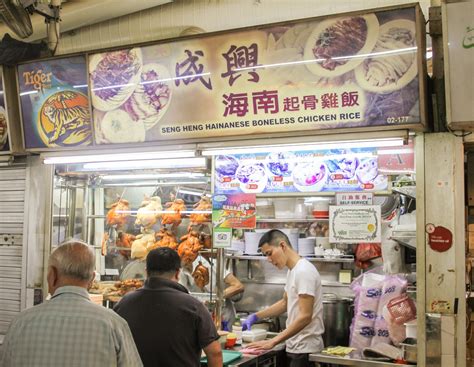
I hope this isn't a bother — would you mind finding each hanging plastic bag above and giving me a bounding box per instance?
[355,243,382,269]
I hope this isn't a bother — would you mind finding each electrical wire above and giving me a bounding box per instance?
[45,20,60,56]
[447,125,472,138]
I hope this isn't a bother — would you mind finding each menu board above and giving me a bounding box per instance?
[88,5,424,145]
[18,56,92,149]
[0,69,9,152]
[213,148,388,194]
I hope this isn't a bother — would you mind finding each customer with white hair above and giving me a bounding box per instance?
[1,240,142,367]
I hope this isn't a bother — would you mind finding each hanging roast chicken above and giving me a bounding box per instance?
[135,196,163,229]
[162,199,186,226]
[189,196,212,224]
[150,228,178,251]
[192,261,210,289]
[177,228,204,265]
[106,198,130,228]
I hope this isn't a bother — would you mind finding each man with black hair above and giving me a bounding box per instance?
[114,247,222,367]
[243,229,324,367]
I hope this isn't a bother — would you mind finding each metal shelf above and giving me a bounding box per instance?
[228,254,354,263]
[391,230,416,249]
[257,217,328,223]
[392,185,416,200]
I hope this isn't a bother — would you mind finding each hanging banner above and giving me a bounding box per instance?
[18,56,92,150]
[89,5,425,145]
[329,205,381,243]
[0,68,9,152]
[214,147,388,194]
[212,193,256,229]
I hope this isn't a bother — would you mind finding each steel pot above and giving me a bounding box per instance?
[322,294,353,347]
[400,343,417,363]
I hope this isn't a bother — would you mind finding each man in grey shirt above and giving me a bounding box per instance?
[1,240,142,367]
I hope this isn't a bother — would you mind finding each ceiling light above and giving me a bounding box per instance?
[83,157,207,171]
[43,150,196,165]
[201,138,405,156]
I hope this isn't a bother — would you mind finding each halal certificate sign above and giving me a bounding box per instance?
[329,205,381,243]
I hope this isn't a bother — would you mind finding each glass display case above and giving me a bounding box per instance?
[50,159,215,303]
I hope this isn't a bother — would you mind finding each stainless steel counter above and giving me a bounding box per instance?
[227,345,286,367]
[309,353,415,366]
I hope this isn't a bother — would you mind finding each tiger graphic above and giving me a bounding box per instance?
[43,103,90,144]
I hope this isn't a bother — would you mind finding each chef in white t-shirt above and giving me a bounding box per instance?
[243,229,324,367]
[179,256,244,328]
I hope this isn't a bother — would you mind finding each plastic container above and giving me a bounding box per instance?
[242,329,267,342]
[232,324,243,344]
[225,333,237,348]
[256,199,274,218]
[231,240,245,253]
[294,199,307,219]
[312,200,330,218]
[404,319,417,339]
[273,198,296,218]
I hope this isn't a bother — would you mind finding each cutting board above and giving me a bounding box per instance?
[201,350,243,366]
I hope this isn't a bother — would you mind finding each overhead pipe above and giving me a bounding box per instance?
[0,0,172,43]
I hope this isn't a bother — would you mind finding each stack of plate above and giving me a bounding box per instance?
[244,232,265,255]
[231,240,245,253]
[298,237,315,255]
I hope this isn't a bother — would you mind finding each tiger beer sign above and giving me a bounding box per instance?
[18,56,92,149]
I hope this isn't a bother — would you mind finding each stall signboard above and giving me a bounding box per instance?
[444,1,474,129]
[329,205,381,243]
[212,193,256,229]
[88,5,425,145]
[214,148,388,194]
[18,56,92,150]
[0,68,9,152]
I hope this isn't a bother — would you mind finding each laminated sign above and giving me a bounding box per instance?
[18,56,92,149]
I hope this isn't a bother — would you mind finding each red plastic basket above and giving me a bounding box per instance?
[387,294,416,325]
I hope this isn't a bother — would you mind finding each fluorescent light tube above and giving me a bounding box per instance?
[43,150,196,165]
[201,138,405,156]
[103,181,208,187]
[83,157,207,171]
[178,189,207,196]
[102,173,206,180]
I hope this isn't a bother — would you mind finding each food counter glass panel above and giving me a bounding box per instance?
[51,164,214,302]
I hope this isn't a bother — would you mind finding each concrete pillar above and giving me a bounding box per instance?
[420,132,466,367]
